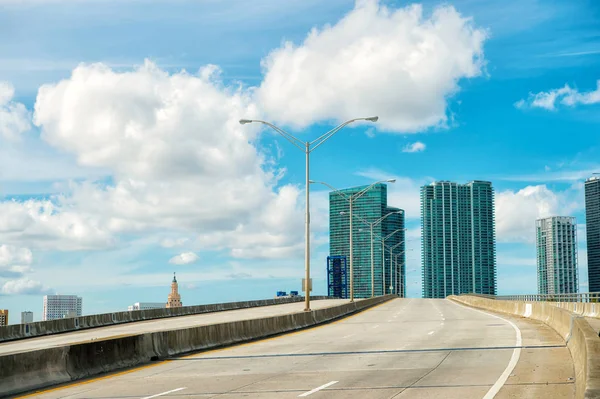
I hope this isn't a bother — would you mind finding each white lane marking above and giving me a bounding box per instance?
[442,317,446,321]
[342,334,355,339]
[299,381,339,397]
[428,331,434,335]
[449,301,522,399]
[141,387,186,399]
[372,325,380,329]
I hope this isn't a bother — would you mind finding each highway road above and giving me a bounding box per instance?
[15,298,575,399]
[0,299,346,356]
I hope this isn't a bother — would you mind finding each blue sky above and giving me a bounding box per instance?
[0,0,599,324]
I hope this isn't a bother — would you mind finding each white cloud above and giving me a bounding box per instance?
[0,81,31,140]
[27,60,309,259]
[0,244,33,277]
[495,184,582,243]
[516,79,600,110]
[169,252,200,265]
[257,1,487,132]
[402,141,426,153]
[160,237,189,248]
[1,278,51,295]
[0,199,114,251]
[196,185,305,259]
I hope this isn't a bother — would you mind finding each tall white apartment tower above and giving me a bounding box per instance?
[43,295,83,321]
[536,216,578,294]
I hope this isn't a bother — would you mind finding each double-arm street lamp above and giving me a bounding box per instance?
[388,242,405,294]
[349,211,402,297]
[240,116,378,311]
[310,179,395,302]
[382,229,405,294]
[391,249,411,296]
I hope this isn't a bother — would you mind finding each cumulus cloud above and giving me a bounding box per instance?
[257,1,487,132]
[402,141,426,153]
[1,278,51,295]
[160,238,189,248]
[0,199,114,251]
[515,79,600,110]
[0,245,33,277]
[169,252,199,265]
[0,81,31,140]
[196,185,305,259]
[495,184,582,243]
[29,60,309,258]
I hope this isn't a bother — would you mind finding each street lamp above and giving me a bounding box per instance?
[240,116,378,311]
[393,250,412,297]
[351,212,402,297]
[382,229,405,294]
[388,242,402,294]
[311,179,395,302]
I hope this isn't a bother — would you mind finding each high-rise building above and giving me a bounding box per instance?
[329,183,405,298]
[421,181,496,298]
[43,295,82,321]
[166,273,182,308]
[585,176,600,292]
[0,309,8,326]
[128,302,166,311]
[536,216,578,294]
[21,311,33,324]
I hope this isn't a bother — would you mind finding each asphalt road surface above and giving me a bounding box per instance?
[0,299,347,356]
[15,298,574,399]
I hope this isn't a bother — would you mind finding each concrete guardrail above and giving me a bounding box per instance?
[0,295,331,343]
[449,295,600,399]
[0,295,395,397]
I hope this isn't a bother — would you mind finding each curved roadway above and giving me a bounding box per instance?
[15,298,574,398]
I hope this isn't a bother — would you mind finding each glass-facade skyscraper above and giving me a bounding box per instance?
[585,177,600,292]
[536,216,578,294]
[421,181,496,298]
[329,183,405,298]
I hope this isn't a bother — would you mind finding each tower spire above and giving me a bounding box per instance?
[173,272,177,283]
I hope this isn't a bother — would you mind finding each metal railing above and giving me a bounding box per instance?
[460,292,600,303]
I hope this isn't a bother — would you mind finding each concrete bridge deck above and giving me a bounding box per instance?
[16,298,574,399]
[0,299,346,356]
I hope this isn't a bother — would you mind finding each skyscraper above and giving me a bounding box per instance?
[536,216,578,294]
[166,273,182,308]
[421,181,496,298]
[43,295,82,321]
[585,176,600,292]
[21,311,33,324]
[329,183,405,298]
[0,310,8,326]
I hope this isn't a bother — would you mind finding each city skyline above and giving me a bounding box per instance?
[0,0,598,323]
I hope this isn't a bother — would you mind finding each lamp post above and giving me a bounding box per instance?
[310,179,395,302]
[349,211,402,297]
[393,250,411,297]
[388,242,404,294]
[382,229,405,294]
[240,116,378,311]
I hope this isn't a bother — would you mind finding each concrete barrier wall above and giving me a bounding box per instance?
[0,295,394,397]
[449,295,600,399]
[0,295,331,343]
